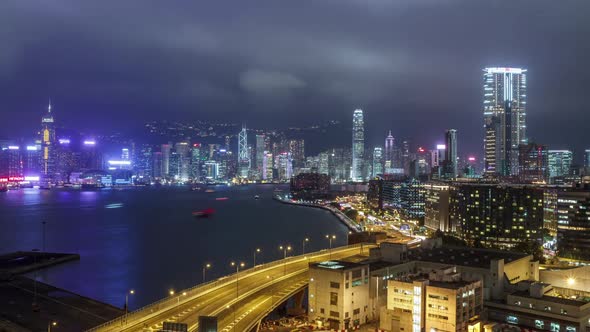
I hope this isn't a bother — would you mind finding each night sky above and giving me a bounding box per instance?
[1,1,589,158]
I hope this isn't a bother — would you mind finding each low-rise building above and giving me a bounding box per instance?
[309,260,371,330]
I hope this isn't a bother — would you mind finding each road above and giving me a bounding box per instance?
[87,244,372,332]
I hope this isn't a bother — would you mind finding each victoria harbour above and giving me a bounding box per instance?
[0,185,348,310]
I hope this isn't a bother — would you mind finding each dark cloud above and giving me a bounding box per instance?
[0,0,589,159]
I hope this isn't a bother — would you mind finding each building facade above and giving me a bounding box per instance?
[351,109,365,182]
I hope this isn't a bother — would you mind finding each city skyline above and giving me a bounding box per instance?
[1,1,589,157]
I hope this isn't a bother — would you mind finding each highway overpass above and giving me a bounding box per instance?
[87,243,373,332]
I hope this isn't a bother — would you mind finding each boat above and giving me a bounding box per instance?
[254,195,260,200]
[205,189,215,193]
[192,208,215,218]
[215,197,229,201]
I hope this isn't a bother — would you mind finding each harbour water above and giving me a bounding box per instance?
[0,184,348,309]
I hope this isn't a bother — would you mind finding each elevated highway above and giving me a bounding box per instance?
[87,243,373,332]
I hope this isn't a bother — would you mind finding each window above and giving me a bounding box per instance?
[352,279,363,287]
[330,292,338,306]
[550,323,560,332]
[506,316,518,325]
[428,294,449,301]
[561,309,568,315]
[345,312,349,318]
[320,308,324,314]
[330,282,340,289]
[566,326,576,332]
[534,320,544,329]
[353,308,360,315]
[544,306,552,311]
[330,311,339,318]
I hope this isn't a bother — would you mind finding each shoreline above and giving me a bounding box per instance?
[273,195,361,233]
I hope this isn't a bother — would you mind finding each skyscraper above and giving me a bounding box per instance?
[255,134,265,179]
[161,144,171,177]
[518,143,548,183]
[372,147,383,178]
[483,67,527,176]
[444,129,458,178]
[238,125,250,178]
[384,130,398,168]
[40,100,56,179]
[548,150,573,178]
[351,109,364,182]
[584,149,590,175]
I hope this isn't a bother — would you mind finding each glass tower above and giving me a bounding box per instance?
[483,67,527,176]
[351,109,364,182]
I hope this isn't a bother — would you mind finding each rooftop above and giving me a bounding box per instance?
[407,246,529,269]
[511,290,590,307]
[311,260,365,271]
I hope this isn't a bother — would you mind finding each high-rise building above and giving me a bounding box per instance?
[584,149,590,175]
[318,152,329,175]
[424,183,451,232]
[275,152,292,182]
[288,139,305,169]
[190,143,202,180]
[372,147,383,178]
[23,145,41,176]
[384,131,395,170]
[238,125,250,178]
[450,184,543,248]
[443,129,458,178]
[556,187,590,260]
[518,143,548,183]
[328,148,351,183]
[161,144,171,177]
[255,134,265,179]
[40,100,56,179]
[175,142,190,181]
[548,150,573,178]
[400,178,425,222]
[262,152,273,181]
[152,151,163,178]
[483,67,527,176]
[351,109,364,182]
[135,144,153,179]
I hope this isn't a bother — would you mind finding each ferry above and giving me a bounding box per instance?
[254,195,260,200]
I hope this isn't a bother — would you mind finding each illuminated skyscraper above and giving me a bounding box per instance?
[548,150,573,178]
[161,144,171,177]
[372,147,383,178]
[384,131,395,169]
[255,134,265,179]
[351,109,364,181]
[443,129,458,178]
[584,149,590,175]
[483,67,527,176]
[40,100,56,179]
[238,125,250,178]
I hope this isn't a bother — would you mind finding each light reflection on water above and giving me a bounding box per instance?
[0,185,347,309]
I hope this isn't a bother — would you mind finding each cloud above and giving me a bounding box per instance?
[239,69,305,95]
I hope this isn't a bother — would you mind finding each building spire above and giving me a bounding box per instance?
[48,98,52,113]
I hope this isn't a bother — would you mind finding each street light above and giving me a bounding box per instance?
[48,321,57,332]
[302,237,310,255]
[279,245,292,275]
[253,248,261,266]
[202,263,211,283]
[230,261,245,332]
[325,234,336,259]
[169,289,175,296]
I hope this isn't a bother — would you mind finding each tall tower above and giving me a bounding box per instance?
[483,67,527,176]
[40,100,56,179]
[351,109,364,182]
[255,134,265,179]
[238,125,250,178]
[372,147,383,178]
[444,129,458,178]
[384,131,395,169]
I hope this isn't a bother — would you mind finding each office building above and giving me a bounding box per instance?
[288,139,305,169]
[450,184,544,248]
[275,152,292,182]
[255,134,265,179]
[424,182,451,232]
[328,148,352,183]
[443,129,458,178]
[518,143,549,183]
[309,260,371,330]
[40,100,56,179]
[483,67,527,176]
[556,187,590,260]
[548,150,573,178]
[161,144,171,177]
[262,152,273,181]
[384,267,483,332]
[372,147,383,178]
[175,142,190,181]
[238,125,250,178]
[400,178,425,222]
[351,109,365,182]
[152,151,163,179]
[190,143,202,180]
[318,152,329,175]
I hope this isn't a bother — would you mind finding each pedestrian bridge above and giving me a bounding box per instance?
[87,243,372,332]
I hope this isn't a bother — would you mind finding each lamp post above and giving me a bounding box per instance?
[47,321,57,332]
[202,263,211,283]
[253,248,261,266]
[302,237,310,255]
[230,262,245,332]
[279,245,291,275]
[325,234,336,259]
[124,289,134,324]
